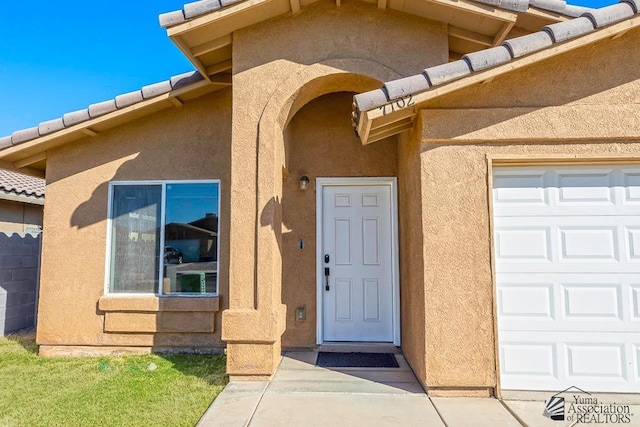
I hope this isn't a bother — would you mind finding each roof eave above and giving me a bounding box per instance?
[356,15,640,144]
[166,0,287,81]
[165,0,560,80]
[0,79,228,170]
[0,190,45,206]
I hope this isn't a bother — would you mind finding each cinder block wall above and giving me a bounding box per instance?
[0,233,41,335]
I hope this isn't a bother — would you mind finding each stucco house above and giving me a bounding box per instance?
[0,169,44,234]
[1,0,639,396]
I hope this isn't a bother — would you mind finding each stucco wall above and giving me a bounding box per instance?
[414,27,640,392]
[37,89,232,353]
[281,92,397,348]
[397,124,427,386]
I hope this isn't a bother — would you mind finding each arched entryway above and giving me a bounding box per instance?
[281,92,400,348]
[223,62,425,381]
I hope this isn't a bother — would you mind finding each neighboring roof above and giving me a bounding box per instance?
[159,0,591,27]
[352,0,640,144]
[0,169,45,199]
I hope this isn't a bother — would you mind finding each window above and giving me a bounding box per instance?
[107,181,220,295]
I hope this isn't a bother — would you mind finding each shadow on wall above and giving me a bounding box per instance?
[65,90,232,231]
[0,233,41,336]
[260,196,283,255]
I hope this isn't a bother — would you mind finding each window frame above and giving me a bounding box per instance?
[104,179,221,297]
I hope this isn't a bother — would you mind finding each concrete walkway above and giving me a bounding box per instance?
[198,351,528,427]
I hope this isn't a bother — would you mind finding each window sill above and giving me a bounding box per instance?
[98,295,219,313]
[98,295,220,334]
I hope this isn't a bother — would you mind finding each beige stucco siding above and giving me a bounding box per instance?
[416,27,640,391]
[397,124,427,385]
[37,89,231,352]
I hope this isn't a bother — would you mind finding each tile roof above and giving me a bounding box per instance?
[158,0,593,28]
[159,0,246,27]
[0,71,204,150]
[353,0,639,126]
[0,169,45,199]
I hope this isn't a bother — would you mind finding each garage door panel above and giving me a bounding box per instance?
[557,170,615,204]
[559,226,618,261]
[495,205,640,217]
[498,283,554,320]
[627,228,640,262]
[493,171,549,205]
[635,345,640,381]
[566,343,626,380]
[500,332,639,392]
[633,285,640,320]
[500,341,559,379]
[495,227,551,262]
[494,166,640,217]
[562,284,622,321]
[494,165,640,392]
[622,170,640,203]
[498,274,636,332]
[496,219,640,273]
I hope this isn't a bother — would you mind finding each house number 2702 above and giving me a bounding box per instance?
[379,94,414,116]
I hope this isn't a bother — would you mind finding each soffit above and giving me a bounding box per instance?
[163,0,566,80]
[352,12,640,144]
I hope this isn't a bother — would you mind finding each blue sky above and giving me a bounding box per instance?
[0,0,617,137]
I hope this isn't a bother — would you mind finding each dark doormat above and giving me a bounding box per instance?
[315,352,399,368]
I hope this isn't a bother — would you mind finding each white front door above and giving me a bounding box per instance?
[318,179,398,343]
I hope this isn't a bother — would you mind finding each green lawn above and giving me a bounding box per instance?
[0,332,227,427]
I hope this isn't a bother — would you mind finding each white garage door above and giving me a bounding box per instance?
[493,165,640,392]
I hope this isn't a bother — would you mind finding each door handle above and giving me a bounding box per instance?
[324,267,330,291]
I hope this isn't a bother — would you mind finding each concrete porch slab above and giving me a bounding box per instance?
[198,352,530,426]
[197,381,268,427]
[430,397,522,427]
[502,400,565,427]
[273,366,420,383]
[266,378,426,394]
[278,351,318,367]
[249,393,444,427]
